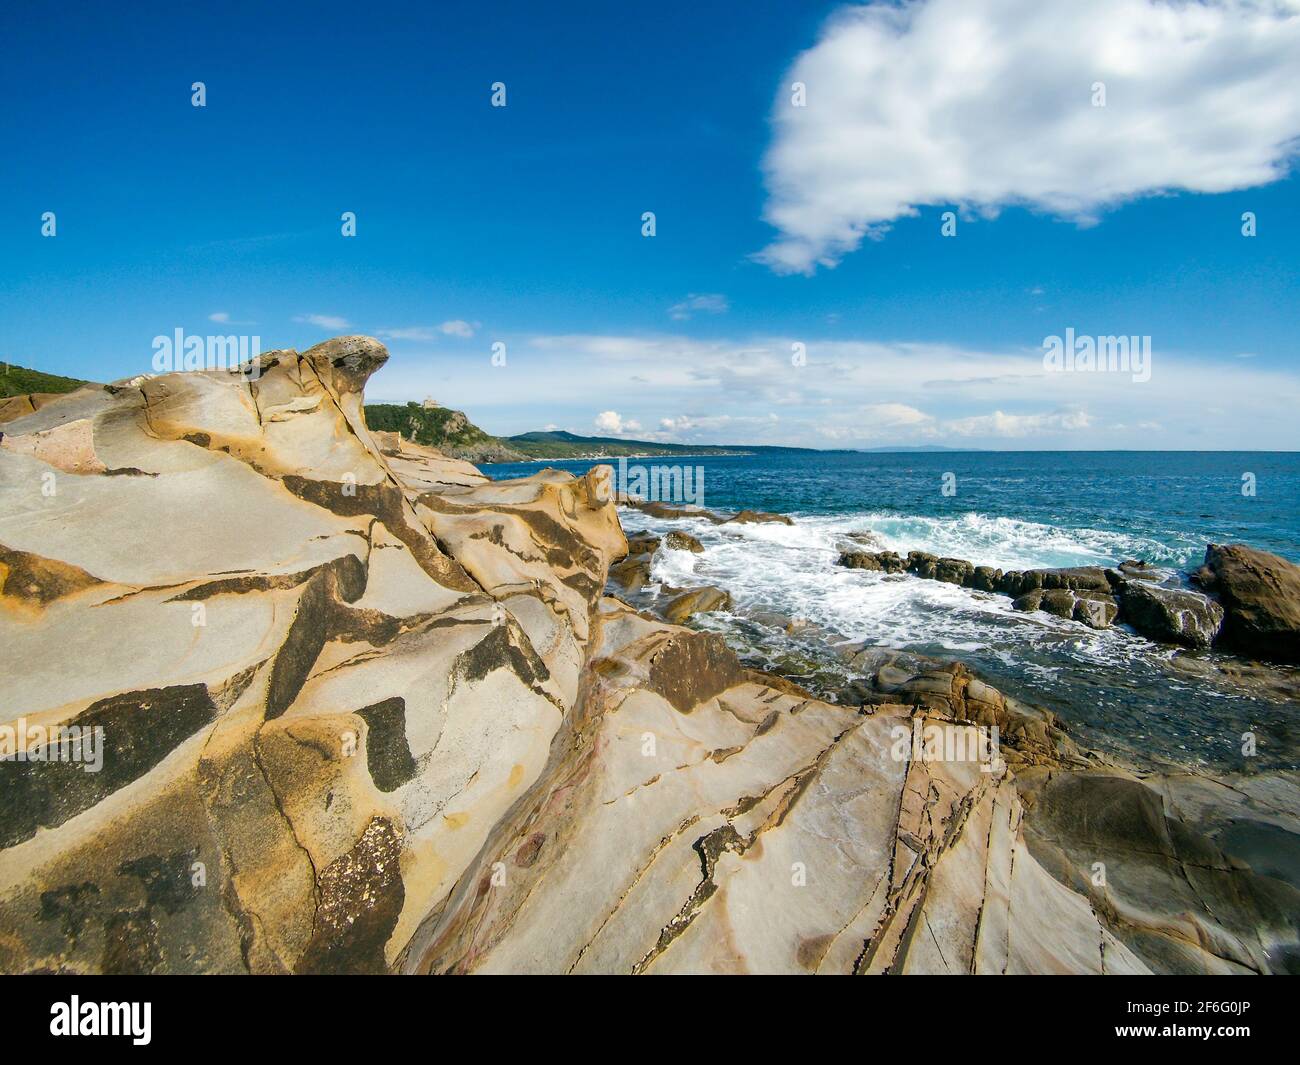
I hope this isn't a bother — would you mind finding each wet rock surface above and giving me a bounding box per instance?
[839,548,1240,646]
[663,530,704,553]
[1193,543,1300,663]
[1116,579,1224,649]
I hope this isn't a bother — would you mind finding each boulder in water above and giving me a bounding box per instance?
[725,508,793,526]
[1117,580,1224,649]
[663,530,704,553]
[1193,543,1300,663]
[660,585,732,624]
[1013,588,1117,629]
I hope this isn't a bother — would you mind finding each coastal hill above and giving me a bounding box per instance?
[363,403,831,461]
[363,400,526,463]
[2,336,1295,975]
[0,362,87,399]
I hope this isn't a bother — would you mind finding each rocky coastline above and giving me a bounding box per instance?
[1,337,1297,974]
[836,542,1299,660]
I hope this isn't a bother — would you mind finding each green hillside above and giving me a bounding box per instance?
[363,402,526,463]
[0,362,89,399]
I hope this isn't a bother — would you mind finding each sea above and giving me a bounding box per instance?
[483,451,1300,774]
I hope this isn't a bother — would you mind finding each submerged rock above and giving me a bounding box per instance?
[725,509,793,526]
[839,551,1119,629]
[999,566,1111,596]
[624,499,724,523]
[838,549,905,573]
[624,531,661,556]
[1013,587,1119,629]
[609,555,652,592]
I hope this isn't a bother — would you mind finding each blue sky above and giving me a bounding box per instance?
[2,0,1298,449]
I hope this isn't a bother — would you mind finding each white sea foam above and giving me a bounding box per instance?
[631,507,1165,670]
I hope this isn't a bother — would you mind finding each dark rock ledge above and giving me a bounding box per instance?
[839,543,1300,661]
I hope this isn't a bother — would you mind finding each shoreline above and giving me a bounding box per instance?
[608,498,1300,775]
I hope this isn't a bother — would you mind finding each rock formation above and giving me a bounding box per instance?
[1193,543,1300,663]
[662,530,704,553]
[1117,579,1224,650]
[624,499,793,525]
[839,548,1229,645]
[362,400,526,464]
[0,338,620,973]
[1,339,1294,974]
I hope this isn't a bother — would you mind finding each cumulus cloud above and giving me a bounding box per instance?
[758,0,1300,273]
[861,402,934,430]
[669,293,730,320]
[945,408,1092,437]
[293,313,351,331]
[658,413,769,434]
[594,410,642,434]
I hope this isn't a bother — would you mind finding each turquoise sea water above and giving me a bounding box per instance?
[485,451,1300,771]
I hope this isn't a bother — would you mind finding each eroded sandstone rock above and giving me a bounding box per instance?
[3,341,1290,976]
[0,338,624,974]
[1017,768,1300,974]
[399,599,1148,975]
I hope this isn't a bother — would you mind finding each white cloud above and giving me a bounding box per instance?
[375,320,479,342]
[594,410,642,434]
[862,402,934,429]
[209,312,230,323]
[944,408,1092,437]
[669,293,730,321]
[364,331,1300,450]
[376,326,437,341]
[293,314,351,331]
[758,0,1300,273]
